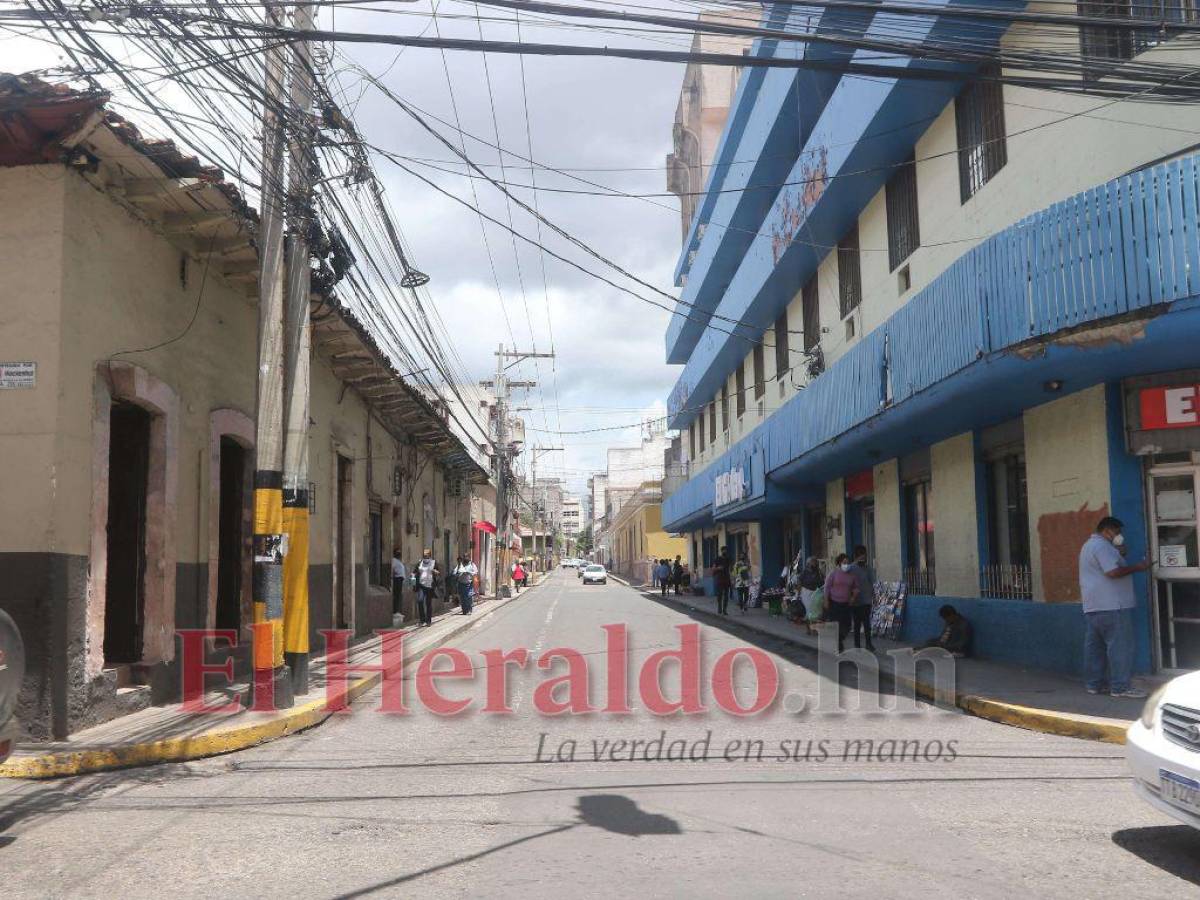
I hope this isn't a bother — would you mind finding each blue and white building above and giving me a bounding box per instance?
[662,2,1200,676]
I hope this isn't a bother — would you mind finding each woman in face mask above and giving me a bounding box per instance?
[822,553,860,653]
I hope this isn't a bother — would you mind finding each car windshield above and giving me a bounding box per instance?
[586,566,604,573]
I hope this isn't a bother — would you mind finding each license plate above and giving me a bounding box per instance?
[1159,769,1200,812]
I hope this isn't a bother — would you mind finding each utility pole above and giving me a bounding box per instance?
[252,1,293,708]
[282,0,315,696]
[531,445,562,570]
[481,344,552,595]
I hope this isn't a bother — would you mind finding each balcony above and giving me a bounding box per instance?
[664,154,1200,531]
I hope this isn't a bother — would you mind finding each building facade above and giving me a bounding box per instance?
[0,78,490,740]
[610,484,689,585]
[662,6,1200,676]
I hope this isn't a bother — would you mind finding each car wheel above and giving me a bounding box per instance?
[601,579,606,585]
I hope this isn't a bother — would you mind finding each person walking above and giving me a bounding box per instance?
[1079,516,1150,698]
[512,559,527,594]
[733,554,751,613]
[849,545,876,652]
[454,555,478,614]
[796,556,824,634]
[391,548,407,618]
[658,559,671,597]
[713,548,732,615]
[672,556,684,595]
[823,553,859,653]
[413,548,439,627]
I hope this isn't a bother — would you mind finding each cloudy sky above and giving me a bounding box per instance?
[5,1,710,496]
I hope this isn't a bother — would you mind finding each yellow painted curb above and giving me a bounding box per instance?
[957,695,1128,745]
[1,592,524,780]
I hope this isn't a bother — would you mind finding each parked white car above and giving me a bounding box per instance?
[581,564,607,585]
[1126,670,1200,830]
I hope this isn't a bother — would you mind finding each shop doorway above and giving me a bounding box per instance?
[1148,458,1200,671]
[215,437,247,632]
[336,454,353,631]
[104,401,151,665]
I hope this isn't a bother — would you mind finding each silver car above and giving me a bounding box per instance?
[581,564,607,585]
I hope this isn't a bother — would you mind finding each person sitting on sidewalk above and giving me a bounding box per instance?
[919,604,972,658]
[1078,516,1150,699]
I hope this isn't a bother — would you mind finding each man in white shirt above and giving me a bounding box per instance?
[1078,516,1150,699]
[391,549,407,617]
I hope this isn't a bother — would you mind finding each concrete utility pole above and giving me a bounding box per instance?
[531,445,562,569]
[252,1,293,708]
[282,0,315,696]
[481,344,552,595]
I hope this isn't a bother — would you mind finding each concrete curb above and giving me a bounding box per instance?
[0,586,537,780]
[640,588,1130,745]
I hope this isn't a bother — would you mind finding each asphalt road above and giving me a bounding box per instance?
[2,571,1198,898]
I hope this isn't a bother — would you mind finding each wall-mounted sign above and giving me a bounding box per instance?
[714,465,749,508]
[1141,385,1200,430]
[1160,544,1189,568]
[0,361,35,389]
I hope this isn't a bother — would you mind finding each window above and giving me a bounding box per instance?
[689,421,696,460]
[773,311,790,378]
[708,400,716,443]
[753,344,766,399]
[902,478,935,593]
[955,67,1007,202]
[982,444,1032,599]
[735,362,746,417]
[1078,0,1183,79]
[801,276,820,353]
[701,534,720,569]
[886,155,920,272]
[368,503,386,586]
[720,382,729,431]
[837,225,862,319]
[699,410,706,452]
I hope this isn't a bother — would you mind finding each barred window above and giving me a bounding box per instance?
[955,68,1007,202]
[708,400,717,442]
[698,410,705,451]
[753,344,766,399]
[689,421,696,459]
[801,276,820,353]
[886,156,920,272]
[837,225,862,318]
[773,311,790,378]
[720,382,729,431]
[735,362,746,417]
[1078,0,1182,80]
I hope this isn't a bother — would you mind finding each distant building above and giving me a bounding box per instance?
[665,9,755,241]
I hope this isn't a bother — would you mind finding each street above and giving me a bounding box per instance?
[2,571,1196,898]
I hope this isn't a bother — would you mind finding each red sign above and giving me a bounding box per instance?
[845,469,874,500]
[1141,385,1200,430]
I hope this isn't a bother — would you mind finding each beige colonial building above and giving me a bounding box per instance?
[0,76,491,740]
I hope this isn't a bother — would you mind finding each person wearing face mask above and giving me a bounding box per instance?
[823,552,859,653]
[1078,516,1151,699]
[849,545,876,652]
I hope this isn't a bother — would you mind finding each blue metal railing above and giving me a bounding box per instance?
[664,155,1200,530]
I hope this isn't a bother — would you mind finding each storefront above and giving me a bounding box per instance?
[1125,373,1200,672]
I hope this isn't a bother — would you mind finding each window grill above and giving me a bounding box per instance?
[753,344,766,399]
[955,67,1007,203]
[774,312,790,378]
[708,400,716,443]
[801,277,820,353]
[735,362,746,417]
[886,156,920,272]
[837,225,862,319]
[1077,0,1186,80]
[720,382,729,431]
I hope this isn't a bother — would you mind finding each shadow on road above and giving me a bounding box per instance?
[1112,825,1200,885]
[577,794,681,836]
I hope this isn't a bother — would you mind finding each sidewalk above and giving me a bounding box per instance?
[0,575,546,780]
[625,578,1145,744]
